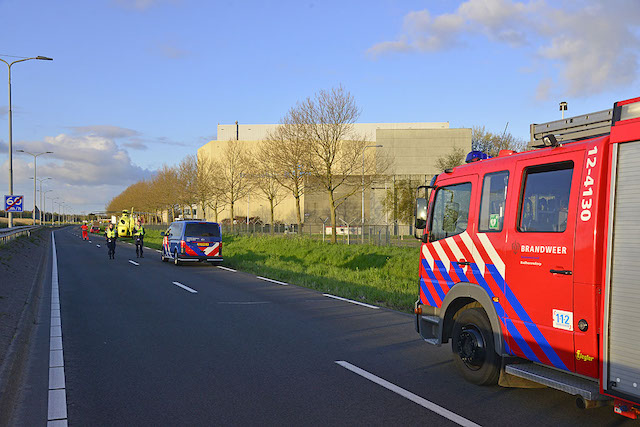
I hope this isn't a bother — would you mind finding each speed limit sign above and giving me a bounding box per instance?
[4,195,24,212]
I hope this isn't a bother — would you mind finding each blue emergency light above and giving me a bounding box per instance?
[465,150,489,163]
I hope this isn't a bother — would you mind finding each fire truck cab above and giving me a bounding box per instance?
[414,97,640,417]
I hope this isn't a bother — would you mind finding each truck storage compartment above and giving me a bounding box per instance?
[605,140,640,401]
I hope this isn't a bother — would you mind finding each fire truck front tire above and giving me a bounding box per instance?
[451,308,501,386]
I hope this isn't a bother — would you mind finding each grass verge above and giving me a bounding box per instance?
[142,229,419,312]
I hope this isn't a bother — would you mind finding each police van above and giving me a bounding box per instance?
[161,220,223,265]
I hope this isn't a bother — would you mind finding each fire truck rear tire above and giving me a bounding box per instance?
[451,308,501,386]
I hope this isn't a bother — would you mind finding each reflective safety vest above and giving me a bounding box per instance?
[106,228,117,238]
[133,226,145,237]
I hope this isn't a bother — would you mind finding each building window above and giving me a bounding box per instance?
[479,171,509,232]
[519,162,573,232]
[429,182,472,242]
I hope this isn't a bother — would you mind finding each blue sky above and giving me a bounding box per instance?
[1,0,639,214]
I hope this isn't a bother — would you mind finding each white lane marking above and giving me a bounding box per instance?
[47,419,68,426]
[336,361,480,427]
[50,350,64,368]
[128,260,140,266]
[47,389,67,421]
[49,367,66,390]
[323,294,379,309]
[217,301,271,305]
[218,266,236,272]
[48,232,68,424]
[155,250,162,253]
[256,276,289,286]
[96,244,101,248]
[172,281,197,293]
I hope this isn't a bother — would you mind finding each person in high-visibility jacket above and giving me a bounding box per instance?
[105,222,118,260]
[81,223,88,240]
[133,220,146,258]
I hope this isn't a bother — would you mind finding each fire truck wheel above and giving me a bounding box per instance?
[451,308,501,385]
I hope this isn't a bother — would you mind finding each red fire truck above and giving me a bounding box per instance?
[413,96,640,418]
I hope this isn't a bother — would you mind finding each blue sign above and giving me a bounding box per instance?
[4,195,24,212]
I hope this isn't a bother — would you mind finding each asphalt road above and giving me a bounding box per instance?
[10,227,635,426]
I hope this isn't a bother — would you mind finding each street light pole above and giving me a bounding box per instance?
[18,150,53,225]
[362,144,383,243]
[0,55,53,228]
[34,177,52,224]
[43,189,53,225]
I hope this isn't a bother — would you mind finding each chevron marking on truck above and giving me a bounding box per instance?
[418,232,568,371]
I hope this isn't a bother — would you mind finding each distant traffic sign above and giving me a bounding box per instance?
[4,195,24,212]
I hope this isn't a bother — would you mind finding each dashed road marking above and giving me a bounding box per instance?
[218,266,236,272]
[128,260,140,266]
[172,281,197,293]
[323,294,379,309]
[335,361,480,427]
[256,276,289,286]
[217,301,271,305]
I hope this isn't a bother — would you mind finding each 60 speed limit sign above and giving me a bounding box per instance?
[4,195,24,212]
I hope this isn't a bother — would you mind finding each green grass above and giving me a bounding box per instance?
[143,230,420,312]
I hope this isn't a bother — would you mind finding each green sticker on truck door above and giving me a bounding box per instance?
[489,214,500,230]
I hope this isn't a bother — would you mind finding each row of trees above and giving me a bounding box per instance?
[108,86,525,243]
[108,86,383,243]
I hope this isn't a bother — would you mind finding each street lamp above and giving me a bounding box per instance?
[18,150,53,225]
[43,189,53,225]
[0,55,53,228]
[32,177,51,224]
[362,144,383,243]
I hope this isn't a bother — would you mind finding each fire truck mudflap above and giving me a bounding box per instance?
[603,138,640,407]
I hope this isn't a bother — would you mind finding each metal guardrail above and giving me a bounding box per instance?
[0,225,42,245]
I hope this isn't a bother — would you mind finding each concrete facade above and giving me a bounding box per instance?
[198,123,471,225]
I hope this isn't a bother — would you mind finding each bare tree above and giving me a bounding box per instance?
[253,159,286,234]
[218,140,252,231]
[472,126,527,157]
[177,155,199,218]
[261,112,308,231]
[194,153,217,221]
[435,146,467,171]
[293,85,377,243]
[155,164,181,221]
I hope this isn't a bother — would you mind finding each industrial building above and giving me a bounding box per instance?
[197,122,471,226]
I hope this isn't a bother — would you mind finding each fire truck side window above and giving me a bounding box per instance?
[479,171,509,232]
[519,162,573,232]
[429,182,472,242]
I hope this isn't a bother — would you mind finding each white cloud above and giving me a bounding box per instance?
[0,130,153,215]
[70,125,140,139]
[367,0,640,98]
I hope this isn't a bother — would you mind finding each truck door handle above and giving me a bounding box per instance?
[456,261,471,266]
[550,269,572,275]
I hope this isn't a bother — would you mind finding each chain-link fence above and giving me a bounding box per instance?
[145,222,421,248]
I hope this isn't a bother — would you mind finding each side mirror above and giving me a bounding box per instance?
[160,232,165,236]
[415,198,428,230]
